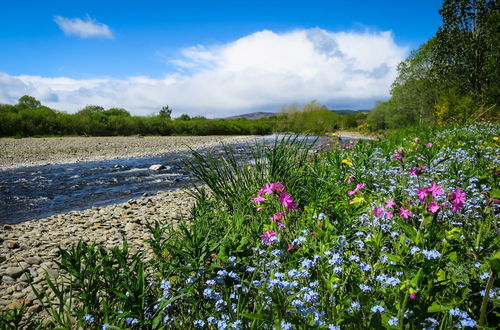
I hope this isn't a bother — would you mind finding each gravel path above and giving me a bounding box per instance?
[0,135,255,170]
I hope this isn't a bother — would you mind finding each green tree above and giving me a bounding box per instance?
[17,95,41,109]
[432,0,499,105]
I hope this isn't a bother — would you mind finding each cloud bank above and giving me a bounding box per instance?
[0,28,407,117]
[54,15,113,39]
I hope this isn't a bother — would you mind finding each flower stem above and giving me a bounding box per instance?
[479,270,496,326]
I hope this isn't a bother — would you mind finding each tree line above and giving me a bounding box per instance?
[0,96,272,137]
[367,0,499,129]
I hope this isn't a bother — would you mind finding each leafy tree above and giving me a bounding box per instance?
[432,0,499,105]
[176,114,191,121]
[104,108,131,117]
[159,105,172,119]
[17,95,41,109]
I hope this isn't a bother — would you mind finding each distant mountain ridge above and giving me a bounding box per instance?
[224,112,276,120]
[224,109,370,120]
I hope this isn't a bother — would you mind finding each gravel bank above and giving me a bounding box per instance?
[0,135,255,170]
[0,188,197,312]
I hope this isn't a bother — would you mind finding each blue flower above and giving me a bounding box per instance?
[480,272,489,280]
[194,320,205,327]
[351,301,360,310]
[388,316,398,326]
[371,305,385,313]
[459,317,477,328]
[160,280,171,290]
[301,258,315,268]
[101,324,110,330]
[281,321,293,330]
[359,263,372,272]
[422,250,441,260]
[359,284,372,292]
[83,314,94,323]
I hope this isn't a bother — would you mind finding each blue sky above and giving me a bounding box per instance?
[0,0,443,117]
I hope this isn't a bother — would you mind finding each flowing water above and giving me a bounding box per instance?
[0,134,355,225]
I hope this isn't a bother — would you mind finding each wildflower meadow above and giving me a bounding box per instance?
[1,123,499,329]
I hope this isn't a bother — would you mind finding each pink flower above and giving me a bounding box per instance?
[449,188,466,204]
[426,142,433,148]
[277,222,286,231]
[428,182,444,198]
[417,188,428,202]
[251,195,265,204]
[399,207,413,219]
[260,230,278,245]
[373,207,384,218]
[256,207,263,212]
[287,244,299,252]
[385,198,396,209]
[385,210,394,219]
[409,168,417,176]
[348,183,365,196]
[270,210,286,222]
[450,201,464,211]
[259,183,274,195]
[449,189,466,212]
[392,154,402,162]
[347,174,355,184]
[409,293,417,300]
[278,192,297,211]
[417,156,424,161]
[271,182,285,193]
[414,137,420,143]
[419,165,426,172]
[427,201,440,213]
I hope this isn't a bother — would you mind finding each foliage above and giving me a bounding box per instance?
[0,96,272,137]
[4,123,499,329]
[368,0,499,129]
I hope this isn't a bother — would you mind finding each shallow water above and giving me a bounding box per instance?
[0,134,354,224]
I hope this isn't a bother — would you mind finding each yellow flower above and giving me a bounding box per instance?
[342,159,353,166]
[246,165,252,171]
[331,132,337,136]
[493,136,499,141]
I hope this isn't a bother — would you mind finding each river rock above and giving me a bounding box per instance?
[4,267,24,278]
[149,164,165,171]
[5,240,19,249]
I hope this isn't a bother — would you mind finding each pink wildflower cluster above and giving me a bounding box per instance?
[252,182,298,245]
[251,181,297,211]
[417,182,466,213]
[409,165,426,176]
[392,149,405,162]
[373,198,413,219]
[448,188,466,211]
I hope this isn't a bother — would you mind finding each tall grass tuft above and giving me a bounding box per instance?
[183,134,315,211]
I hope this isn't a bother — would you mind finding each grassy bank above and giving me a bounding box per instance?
[1,123,499,329]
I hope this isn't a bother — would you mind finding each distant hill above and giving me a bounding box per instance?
[224,111,276,120]
[330,109,371,115]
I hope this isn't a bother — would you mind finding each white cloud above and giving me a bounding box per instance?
[54,15,113,39]
[0,28,407,117]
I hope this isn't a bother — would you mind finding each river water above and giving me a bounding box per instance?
[0,134,354,225]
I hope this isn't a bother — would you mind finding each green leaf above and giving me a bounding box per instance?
[396,220,417,242]
[489,250,500,273]
[427,301,455,313]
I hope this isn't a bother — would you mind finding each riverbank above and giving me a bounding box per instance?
[0,135,256,170]
[0,188,196,311]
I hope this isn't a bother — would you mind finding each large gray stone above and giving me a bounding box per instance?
[4,267,24,279]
